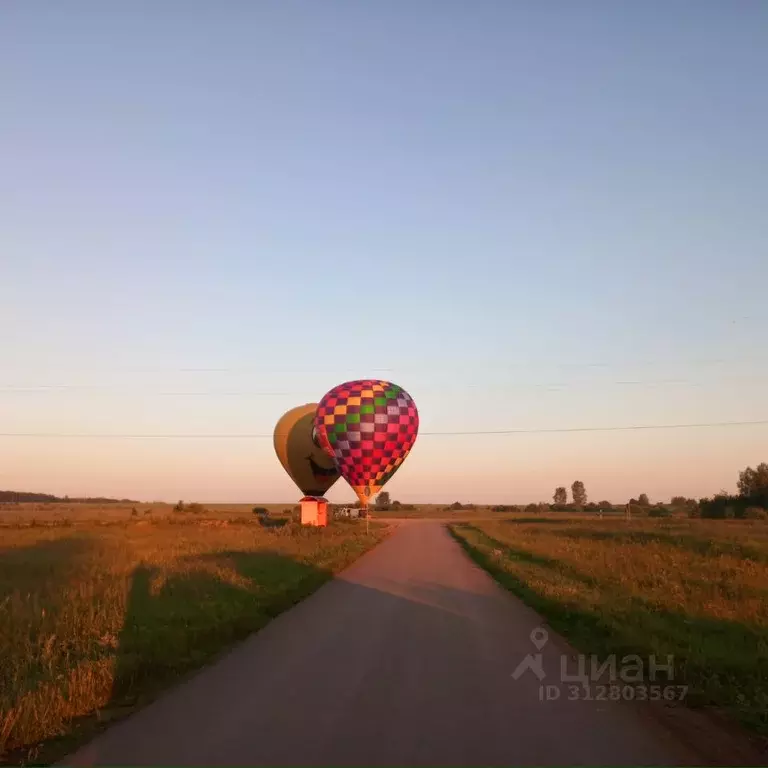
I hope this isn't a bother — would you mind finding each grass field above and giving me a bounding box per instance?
[0,501,510,523]
[0,501,291,524]
[449,516,768,736]
[0,509,387,764]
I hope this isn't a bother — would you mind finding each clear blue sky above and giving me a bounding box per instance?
[2,1,767,503]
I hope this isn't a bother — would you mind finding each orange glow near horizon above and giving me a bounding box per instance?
[1,424,765,505]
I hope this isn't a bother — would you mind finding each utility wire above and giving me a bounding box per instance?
[2,357,763,374]
[2,374,767,395]
[1,357,765,385]
[0,419,767,439]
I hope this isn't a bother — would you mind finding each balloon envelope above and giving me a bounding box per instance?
[274,403,341,497]
[314,380,419,505]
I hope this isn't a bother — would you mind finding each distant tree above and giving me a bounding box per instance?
[173,500,185,513]
[738,463,768,500]
[670,496,698,510]
[553,486,567,506]
[524,503,540,514]
[0,491,59,503]
[571,480,587,508]
[637,493,650,507]
[597,500,612,510]
[449,501,464,511]
[375,491,391,510]
[699,493,738,519]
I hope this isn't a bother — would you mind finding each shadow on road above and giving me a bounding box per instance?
[111,550,334,704]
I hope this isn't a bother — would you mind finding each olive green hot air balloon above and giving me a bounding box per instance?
[273,403,340,497]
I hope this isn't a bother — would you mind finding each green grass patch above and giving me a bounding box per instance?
[0,518,387,764]
[449,519,768,736]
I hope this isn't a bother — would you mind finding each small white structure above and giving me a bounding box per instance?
[335,506,361,519]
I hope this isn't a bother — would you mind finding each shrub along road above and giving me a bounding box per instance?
[64,521,760,767]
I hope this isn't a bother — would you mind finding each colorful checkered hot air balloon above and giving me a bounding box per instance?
[314,379,419,508]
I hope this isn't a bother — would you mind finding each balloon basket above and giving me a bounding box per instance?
[299,496,328,527]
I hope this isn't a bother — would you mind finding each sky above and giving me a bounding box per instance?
[2,1,767,504]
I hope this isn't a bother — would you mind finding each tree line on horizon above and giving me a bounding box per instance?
[550,463,768,519]
[3,462,767,520]
[0,490,138,504]
[380,462,768,520]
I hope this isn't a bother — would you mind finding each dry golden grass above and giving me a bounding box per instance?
[0,514,387,764]
[0,501,291,524]
[450,516,768,735]
[0,501,503,524]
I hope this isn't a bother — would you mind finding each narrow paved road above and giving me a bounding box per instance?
[65,521,700,766]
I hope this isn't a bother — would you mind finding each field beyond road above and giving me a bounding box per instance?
[450,516,768,737]
[0,507,387,764]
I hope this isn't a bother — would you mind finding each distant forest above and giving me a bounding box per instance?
[0,491,138,503]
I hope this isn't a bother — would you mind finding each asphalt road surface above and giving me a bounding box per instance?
[65,521,703,767]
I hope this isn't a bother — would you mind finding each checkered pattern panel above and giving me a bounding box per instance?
[314,379,419,496]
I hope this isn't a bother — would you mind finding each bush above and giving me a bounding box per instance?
[700,494,743,519]
[173,500,185,514]
[187,502,206,515]
[131,507,138,517]
[259,517,287,529]
[252,506,269,516]
[700,484,768,519]
[524,503,540,514]
[744,507,767,520]
[647,507,672,518]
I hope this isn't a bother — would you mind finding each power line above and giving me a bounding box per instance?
[0,419,766,439]
[423,419,768,435]
[1,357,765,381]
[2,374,768,395]
[5,356,766,371]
